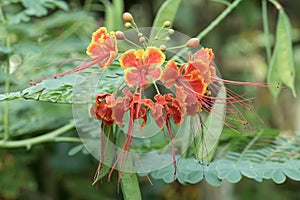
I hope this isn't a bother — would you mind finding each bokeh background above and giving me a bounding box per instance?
[0,0,299,199]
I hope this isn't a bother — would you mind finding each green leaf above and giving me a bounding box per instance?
[216,160,242,183]
[282,167,300,181]
[112,0,124,30]
[120,173,142,200]
[152,0,181,28]
[8,11,30,24]
[101,0,124,31]
[205,166,222,186]
[45,0,69,11]
[267,10,296,99]
[150,0,181,41]
[92,164,110,185]
[271,169,286,184]
[42,79,64,90]
[68,144,84,156]
[0,46,13,54]
[193,83,226,161]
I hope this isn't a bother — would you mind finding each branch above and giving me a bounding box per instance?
[0,121,76,149]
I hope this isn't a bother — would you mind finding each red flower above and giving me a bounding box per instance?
[90,93,115,126]
[151,93,184,129]
[119,47,165,87]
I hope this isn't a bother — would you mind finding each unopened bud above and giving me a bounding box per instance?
[124,22,132,29]
[160,45,167,52]
[165,36,171,42]
[138,33,143,37]
[186,38,200,48]
[163,21,171,27]
[139,37,145,43]
[123,12,133,21]
[115,31,125,40]
[168,29,175,34]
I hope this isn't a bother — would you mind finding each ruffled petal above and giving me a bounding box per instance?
[124,68,140,86]
[144,47,165,66]
[147,66,162,82]
[119,50,138,68]
[92,27,109,43]
[161,60,180,88]
[86,27,118,69]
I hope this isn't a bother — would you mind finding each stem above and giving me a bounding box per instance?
[262,0,271,63]
[120,172,142,200]
[53,137,82,143]
[2,6,10,141]
[172,0,244,60]
[0,121,75,148]
[268,0,282,10]
[153,82,161,94]
[197,0,243,41]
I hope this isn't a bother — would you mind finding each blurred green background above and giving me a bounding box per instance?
[0,0,299,199]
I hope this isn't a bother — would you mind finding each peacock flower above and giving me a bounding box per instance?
[161,60,207,116]
[35,27,119,81]
[90,93,115,126]
[119,47,165,87]
[186,48,216,85]
[151,93,184,129]
[72,14,277,183]
[86,27,118,69]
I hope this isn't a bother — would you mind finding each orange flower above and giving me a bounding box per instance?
[186,48,216,85]
[161,60,206,116]
[119,47,165,87]
[86,27,118,69]
[151,93,184,129]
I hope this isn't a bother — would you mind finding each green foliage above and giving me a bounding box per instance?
[121,173,142,200]
[267,9,296,98]
[151,131,300,185]
[150,0,181,40]
[100,0,124,31]
[1,0,300,199]
[0,152,37,199]
[5,0,68,24]
[0,63,124,103]
[152,0,181,28]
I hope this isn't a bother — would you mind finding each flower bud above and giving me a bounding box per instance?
[122,12,133,21]
[124,22,132,29]
[163,21,171,27]
[139,37,145,43]
[165,36,171,42]
[186,38,200,48]
[168,29,175,35]
[138,33,143,37]
[160,45,167,52]
[115,31,125,40]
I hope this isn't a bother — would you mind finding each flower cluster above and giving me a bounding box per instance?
[85,20,225,181]
[89,31,216,132]
[75,13,272,182]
